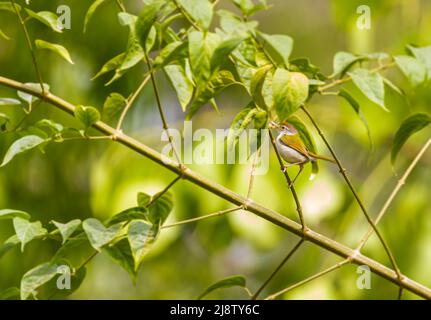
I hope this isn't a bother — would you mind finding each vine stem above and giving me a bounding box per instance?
[251,239,304,300]
[357,138,431,250]
[265,259,350,300]
[10,0,45,97]
[146,176,181,207]
[1,78,429,298]
[162,207,241,229]
[116,74,150,131]
[300,105,404,293]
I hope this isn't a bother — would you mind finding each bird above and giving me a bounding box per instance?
[270,120,336,187]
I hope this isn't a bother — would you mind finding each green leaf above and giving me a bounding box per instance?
[35,39,74,64]
[102,93,127,122]
[13,217,47,252]
[0,209,30,220]
[83,218,122,251]
[83,0,107,33]
[74,105,100,129]
[25,9,63,33]
[227,105,259,147]
[34,119,64,135]
[338,89,372,148]
[92,53,125,80]
[164,63,194,112]
[394,55,427,87]
[42,266,87,300]
[0,235,20,259]
[407,45,431,79]
[187,70,239,119]
[0,2,21,13]
[211,35,246,72]
[250,65,272,109]
[0,287,20,300]
[391,113,431,165]
[138,191,173,224]
[17,83,50,108]
[348,68,387,112]
[331,52,364,77]
[106,206,149,226]
[135,0,164,49]
[0,98,21,105]
[197,275,246,299]
[272,69,309,121]
[153,41,187,69]
[233,0,269,16]
[20,262,58,300]
[52,220,81,244]
[128,219,160,271]
[104,238,138,283]
[177,0,213,30]
[259,33,293,67]
[1,135,47,167]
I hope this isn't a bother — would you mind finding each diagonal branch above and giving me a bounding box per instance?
[1,77,429,299]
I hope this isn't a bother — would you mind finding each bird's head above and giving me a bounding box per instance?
[270,121,298,136]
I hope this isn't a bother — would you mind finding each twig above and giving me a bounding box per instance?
[251,239,304,300]
[146,176,181,207]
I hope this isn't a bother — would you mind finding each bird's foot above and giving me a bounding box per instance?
[281,165,288,173]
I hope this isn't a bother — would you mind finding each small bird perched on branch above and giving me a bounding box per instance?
[270,121,336,187]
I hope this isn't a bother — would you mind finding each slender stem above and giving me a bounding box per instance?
[269,130,306,232]
[301,105,403,284]
[116,74,150,131]
[172,0,201,30]
[146,176,181,207]
[251,239,304,300]
[265,259,350,300]
[357,138,431,249]
[10,0,44,96]
[0,77,430,299]
[59,135,115,142]
[162,207,241,229]
[115,0,126,12]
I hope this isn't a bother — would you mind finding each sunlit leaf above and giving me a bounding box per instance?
[331,51,364,77]
[1,135,47,167]
[92,53,126,80]
[407,44,431,79]
[52,220,81,244]
[138,191,173,224]
[177,0,213,30]
[17,83,50,108]
[164,63,194,111]
[26,9,63,33]
[135,0,164,48]
[394,55,427,87]
[128,219,159,271]
[348,68,387,111]
[82,218,122,251]
[74,105,100,129]
[35,39,74,64]
[197,275,246,299]
[104,238,138,283]
[0,209,30,220]
[0,235,20,259]
[83,0,107,33]
[391,113,431,165]
[13,217,47,252]
[0,98,21,105]
[20,262,59,300]
[250,65,272,109]
[259,33,293,67]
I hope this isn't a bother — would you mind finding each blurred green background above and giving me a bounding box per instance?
[0,0,430,299]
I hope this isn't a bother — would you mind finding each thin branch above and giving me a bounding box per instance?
[357,138,431,249]
[146,176,181,207]
[251,239,304,300]
[0,77,430,299]
[10,0,44,97]
[115,0,126,12]
[265,259,350,300]
[162,207,241,229]
[301,105,404,286]
[116,74,150,131]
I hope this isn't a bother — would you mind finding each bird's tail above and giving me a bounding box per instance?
[308,152,336,163]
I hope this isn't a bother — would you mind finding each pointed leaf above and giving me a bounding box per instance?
[407,45,431,79]
[0,98,21,105]
[128,219,159,271]
[106,207,149,226]
[250,65,272,109]
[92,53,125,80]
[0,235,20,259]
[348,68,387,111]
[0,209,30,220]
[164,64,194,112]
[394,55,427,87]
[260,33,293,67]
[13,218,47,252]
[52,220,81,244]
[25,9,63,33]
[82,218,122,251]
[84,0,107,33]
[177,0,213,30]
[102,92,127,122]
[135,0,164,48]
[331,52,364,77]
[74,105,100,129]
[197,275,246,299]
[20,262,58,300]
[35,39,74,64]
[1,135,47,167]
[104,238,138,283]
[227,105,258,147]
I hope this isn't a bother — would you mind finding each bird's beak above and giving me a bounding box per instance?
[269,121,280,129]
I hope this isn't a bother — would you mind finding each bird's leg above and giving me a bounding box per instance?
[288,164,304,188]
[281,162,302,173]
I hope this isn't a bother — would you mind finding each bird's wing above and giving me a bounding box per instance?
[279,134,309,157]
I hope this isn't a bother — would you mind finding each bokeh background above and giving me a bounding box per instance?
[0,0,430,299]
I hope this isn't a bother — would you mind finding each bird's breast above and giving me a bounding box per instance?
[276,136,308,164]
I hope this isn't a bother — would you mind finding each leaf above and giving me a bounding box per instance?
[0,235,20,259]
[74,105,100,129]
[272,69,309,121]
[177,0,213,30]
[187,70,239,119]
[13,218,47,252]
[197,275,246,299]
[20,262,58,300]
[42,266,87,300]
[250,65,272,109]
[34,119,64,135]
[153,41,187,69]
[35,39,74,64]
[83,0,107,33]
[227,105,259,147]
[0,2,21,13]
[104,238,138,283]
[259,33,293,67]
[52,220,81,244]
[0,98,21,105]
[0,287,20,300]
[135,0,164,49]
[331,52,364,77]
[128,219,160,271]
[17,83,50,107]
[338,89,372,148]
[394,55,427,87]
[138,191,173,224]
[92,53,125,80]
[106,207,149,226]
[211,35,246,72]
[1,135,47,167]
[391,113,431,165]
[0,209,30,220]
[102,93,127,122]
[164,64,194,112]
[233,0,269,16]
[407,45,431,79]
[25,9,63,33]
[348,68,387,112]
[82,218,122,251]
